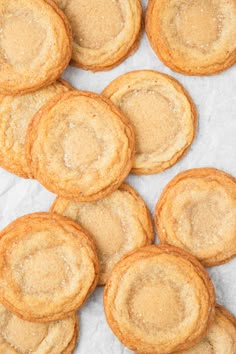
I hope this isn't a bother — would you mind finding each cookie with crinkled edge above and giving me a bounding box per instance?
[0,0,72,95]
[26,90,135,202]
[102,70,197,175]
[53,0,142,71]
[104,244,215,354]
[136,305,236,354]
[0,212,99,322]
[63,315,79,354]
[0,79,73,178]
[155,168,236,267]
[180,305,236,354]
[50,183,154,285]
[146,0,236,76]
[0,303,78,354]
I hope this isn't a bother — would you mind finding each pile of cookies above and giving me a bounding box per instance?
[0,0,235,353]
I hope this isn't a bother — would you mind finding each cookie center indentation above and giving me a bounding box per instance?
[75,203,124,260]
[175,1,220,49]
[20,246,73,295]
[129,282,183,331]
[62,0,124,49]
[173,184,236,254]
[120,90,179,155]
[0,15,45,65]
[63,123,102,171]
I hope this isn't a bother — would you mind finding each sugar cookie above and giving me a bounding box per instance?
[0,80,72,178]
[51,183,154,285]
[182,305,236,354]
[146,0,236,75]
[54,0,142,71]
[0,212,99,322]
[155,168,236,267]
[0,304,78,354]
[0,0,72,95]
[104,245,215,353]
[103,70,196,174]
[26,90,134,201]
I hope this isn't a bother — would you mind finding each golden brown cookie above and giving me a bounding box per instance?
[53,0,142,71]
[103,70,197,175]
[104,245,215,354]
[0,0,72,95]
[0,79,72,178]
[181,305,236,354]
[51,183,154,285]
[63,317,79,354]
[0,212,99,322]
[146,0,236,76]
[155,168,236,267]
[26,90,135,201]
[0,303,78,354]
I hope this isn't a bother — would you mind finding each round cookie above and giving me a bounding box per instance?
[0,304,78,354]
[0,79,72,178]
[0,212,99,322]
[53,0,142,71]
[26,90,135,201]
[146,0,236,76]
[0,0,72,95]
[181,305,236,354]
[51,183,154,285]
[104,245,215,353]
[155,168,236,267]
[103,70,197,174]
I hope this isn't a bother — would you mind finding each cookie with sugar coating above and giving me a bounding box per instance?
[0,212,99,322]
[103,70,197,175]
[51,183,154,285]
[53,0,142,71]
[0,303,79,354]
[155,168,236,267]
[26,90,135,202]
[136,305,236,354]
[104,244,215,353]
[0,0,72,95]
[0,79,72,178]
[181,305,236,354]
[146,0,236,76]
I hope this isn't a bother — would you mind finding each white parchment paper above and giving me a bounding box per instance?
[0,1,235,353]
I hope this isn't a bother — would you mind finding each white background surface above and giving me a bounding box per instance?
[0,1,235,353]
